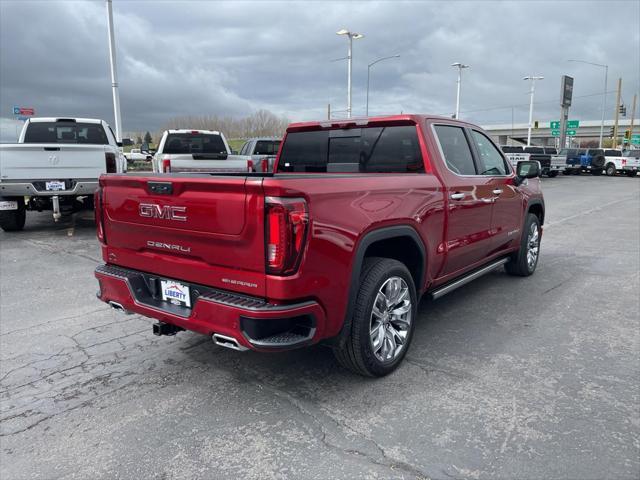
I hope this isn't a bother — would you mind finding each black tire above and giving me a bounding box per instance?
[0,197,26,232]
[627,170,638,177]
[563,169,571,175]
[573,168,581,175]
[548,170,559,178]
[333,257,417,377]
[591,155,605,169]
[605,163,617,176]
[505,213,541,277]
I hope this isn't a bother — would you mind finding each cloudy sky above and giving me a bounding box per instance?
[1,0,638,139]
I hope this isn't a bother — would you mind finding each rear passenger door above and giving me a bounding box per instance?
[469,129,523,255]
[432,124,496,277]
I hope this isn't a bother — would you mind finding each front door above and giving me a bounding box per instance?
[431,124,496,277]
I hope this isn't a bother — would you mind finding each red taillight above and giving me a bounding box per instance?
[247,159,254,172]
[260,157,269,172]
[94,187,106,244]
[105,152,117,173]
[162,157,171,173]
[265,197,308,275]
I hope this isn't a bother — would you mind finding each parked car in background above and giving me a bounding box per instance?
[237,137,282,172]
[565,148,605,175]
[124,148,152,163]
[602,149,638,177]
[152,130,252,174]
[622,149,640,176]
[501,146,527,169]
[94,114,544,377]
[0,117,126,231]
[502,146,559,177]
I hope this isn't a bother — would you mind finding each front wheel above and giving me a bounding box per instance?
[505,213,541,277]
[605,163,617,176]
[548,170,559,178]
[334,257,417,377]
[626,170,637,177]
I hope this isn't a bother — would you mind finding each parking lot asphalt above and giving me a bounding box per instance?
[1,175,639,480]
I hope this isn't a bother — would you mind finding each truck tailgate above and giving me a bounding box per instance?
[0,144,107,179]
[100,174,266,296]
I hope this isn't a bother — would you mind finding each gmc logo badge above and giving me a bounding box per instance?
[139,203,187,221]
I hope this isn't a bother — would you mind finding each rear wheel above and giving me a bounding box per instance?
[505,213,541,277]
[0,197,26,232]
[334,257,417,377]
[548,170,559,178]
[605,163,617,176]
[627,170,638,177]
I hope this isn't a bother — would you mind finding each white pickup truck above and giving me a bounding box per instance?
[0,117,126,231]
[622,149,640,177]
[236,137,281,172]
[603,149,639,177]
[152,129,251,173]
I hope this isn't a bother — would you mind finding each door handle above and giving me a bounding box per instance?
[450,192,465,200]
[492,189,503,195]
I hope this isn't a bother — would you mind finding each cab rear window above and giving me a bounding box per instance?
[278,125,423,173]
[163,133,227,155]
[23,122,109,144]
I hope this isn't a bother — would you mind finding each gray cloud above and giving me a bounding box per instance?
[1,0,638,135]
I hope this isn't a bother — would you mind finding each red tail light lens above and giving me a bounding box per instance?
[265,197,308,275]
[247,159,254,172]
[105,152,117,173]
[162,157,171,173]
[94,187,106,244]
[261,157,269,172]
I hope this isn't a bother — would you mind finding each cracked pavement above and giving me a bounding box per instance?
[1,175,639,479]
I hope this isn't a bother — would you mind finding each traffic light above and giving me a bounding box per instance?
[625,130,631,139]
[619,105,627,116]
[610,127,615,137]
[534,120,539,129]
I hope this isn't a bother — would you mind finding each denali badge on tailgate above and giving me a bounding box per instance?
[139,203,187,221]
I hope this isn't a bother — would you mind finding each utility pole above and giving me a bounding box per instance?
[612,77,622,148]
[327,103,331,120]
[524,75,544,147]
[106,0,122,142]
[628,93,637,146]
[336,29,364,119]
[451,63,470,119]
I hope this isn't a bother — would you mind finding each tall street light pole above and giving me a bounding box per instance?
[106,0,122,142]
[336,29,364,118]
[524,75,544,147]
[568,59,608,148]
[366,55,400,116]
[451,62,469,119]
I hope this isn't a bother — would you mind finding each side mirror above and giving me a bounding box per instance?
[116,141,123,148]
[514,160,540,185]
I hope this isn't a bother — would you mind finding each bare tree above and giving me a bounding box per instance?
[160,110,289,139]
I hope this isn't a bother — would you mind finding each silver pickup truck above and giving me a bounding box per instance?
[236,137,281,172]
[0,117,126,231]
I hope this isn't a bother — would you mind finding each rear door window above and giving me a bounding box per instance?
[278,125,423,173]
[23,122,109,144]
[433,125,477,175]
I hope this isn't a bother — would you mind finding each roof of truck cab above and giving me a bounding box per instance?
[285,114,480,132]
[27,117,105,124]
[165,129,222,135]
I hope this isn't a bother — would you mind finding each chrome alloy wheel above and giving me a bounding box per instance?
[369,276,412,362]
[527,222,540,270]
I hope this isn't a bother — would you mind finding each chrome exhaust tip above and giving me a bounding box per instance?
[108,301,132,315]
[212,333,248,351]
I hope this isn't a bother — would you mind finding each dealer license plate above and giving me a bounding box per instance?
[45,181,66,191]
[0,201,18,211]
[160,280,191,307]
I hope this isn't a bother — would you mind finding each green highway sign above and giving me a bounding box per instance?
[550,120,579,130]
[567,129,577,136]
[551,129,560,136]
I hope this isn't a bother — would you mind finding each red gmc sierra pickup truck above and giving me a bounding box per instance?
[94,114,544,376]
